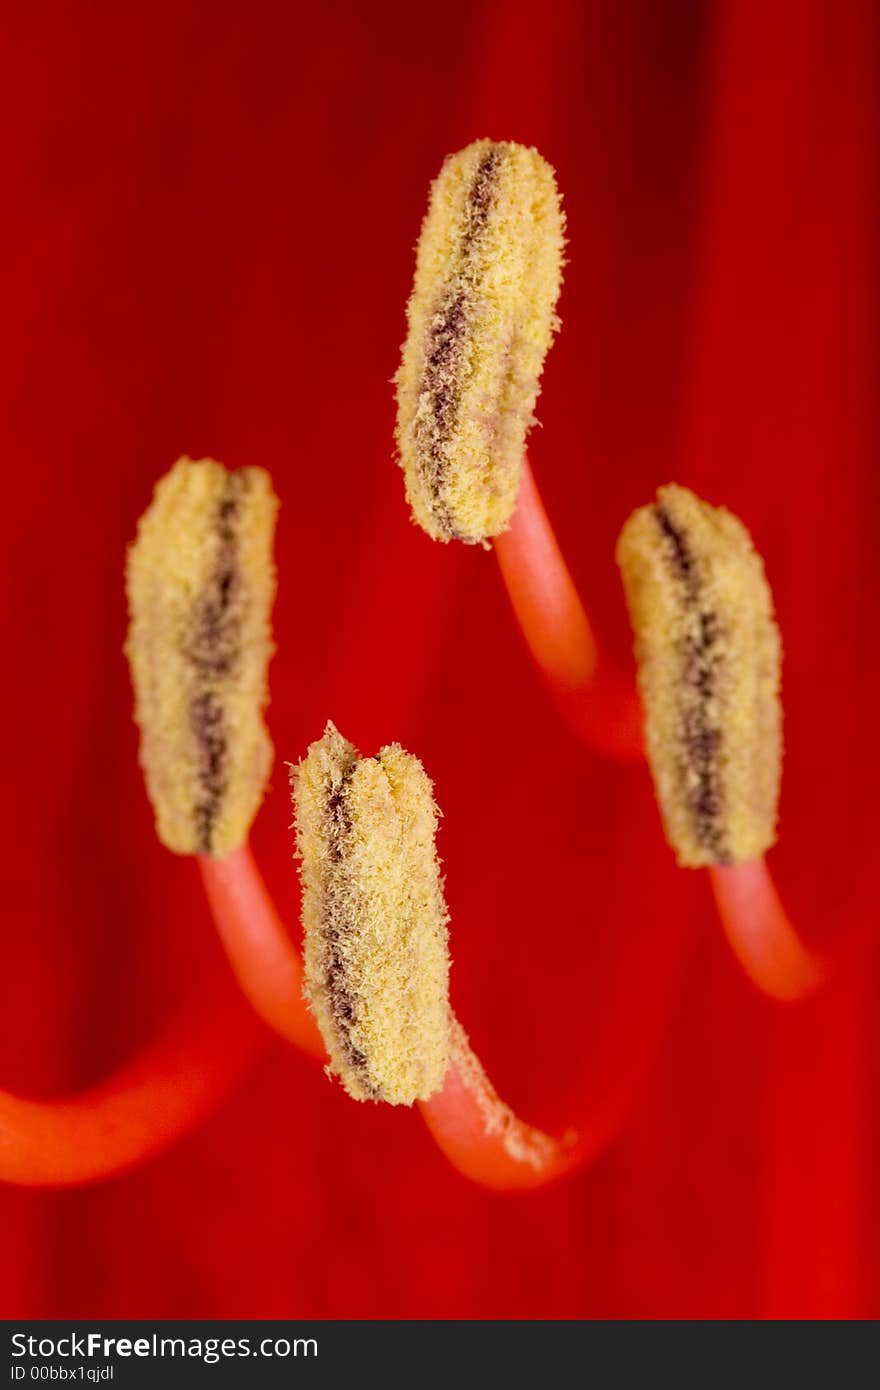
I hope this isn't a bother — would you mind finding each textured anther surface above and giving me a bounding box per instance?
[395,138,565,544]
[291,723,451,1104]
[616,484,782,867]
[125,457,278,856]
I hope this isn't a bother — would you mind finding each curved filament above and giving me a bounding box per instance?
[0,965,266,1188]
[709,857,823,1002]
[198,845,324,1058]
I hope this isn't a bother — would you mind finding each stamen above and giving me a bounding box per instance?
[395,139,565,544]
[278,721,657,1189]
[1,460,290,1190]
[614,484,825,1000]
[125,457,278,856]
[395,142,638,751]
[195,824,657,1192]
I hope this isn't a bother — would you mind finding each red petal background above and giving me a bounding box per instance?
[0,0,877,1318]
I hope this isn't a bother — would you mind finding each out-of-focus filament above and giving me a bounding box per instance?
[494,457,643,760]
[198,845,324,1057]
[0,965,266,1188]
[709,857,823,1002]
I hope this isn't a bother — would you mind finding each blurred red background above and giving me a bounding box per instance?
[0,0,877,1318]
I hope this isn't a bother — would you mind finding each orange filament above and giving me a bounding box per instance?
[0,964,266,1188]
[418,1030,576,1193]
[708,857,823,1002]
[418,1020,628,1194]
[494,457,643,760]
[198,845,324,1058]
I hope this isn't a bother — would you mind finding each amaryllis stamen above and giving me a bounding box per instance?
[197,818,652,1194]
[615,480,826,1000]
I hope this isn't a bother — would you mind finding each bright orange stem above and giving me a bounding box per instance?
[198,844,324,1058]
[418,1018,644,1193]
[709,856,824,1002]
[0,964,266,1188]
[494,457,643,761]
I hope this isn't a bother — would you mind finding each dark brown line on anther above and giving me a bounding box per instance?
[323,762,383,1098]
[653,505,728,861]
[186,473,248,852]
[416,145,505,538]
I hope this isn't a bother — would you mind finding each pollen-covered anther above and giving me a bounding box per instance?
[125,456,278,857]
[291,722,451,1105]
[616,484,782,868]
[395,138,565,544]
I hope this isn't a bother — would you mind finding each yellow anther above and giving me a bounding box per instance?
[125,457,278,856]
[291,723,450,1104]
[616,484,782,867]
[396,139,565,544]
